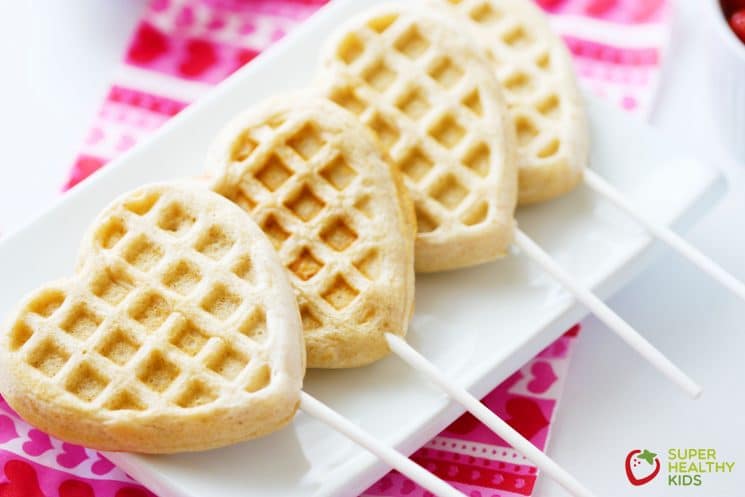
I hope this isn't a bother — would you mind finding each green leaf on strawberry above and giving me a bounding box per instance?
[637,449,657,465]
[625,449,661,486]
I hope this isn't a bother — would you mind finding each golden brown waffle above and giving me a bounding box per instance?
[0,184,305,453]
[316,3,518,272]
[206,94,416,368]
[431,0,589,205]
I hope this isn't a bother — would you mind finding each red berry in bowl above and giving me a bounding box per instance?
[730,9,745,43]
[722,0,745,16]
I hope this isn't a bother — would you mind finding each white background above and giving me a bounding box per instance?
[0,1,743,496]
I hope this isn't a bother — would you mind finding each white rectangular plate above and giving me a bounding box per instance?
[0,1,724,496]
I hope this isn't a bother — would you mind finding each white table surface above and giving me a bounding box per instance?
[1,1,743,496]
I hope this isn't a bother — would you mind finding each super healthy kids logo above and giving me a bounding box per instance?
[625,448,735,487]
[625,449,661,486]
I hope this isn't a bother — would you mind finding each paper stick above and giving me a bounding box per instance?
[514,229,701,398]
[584,169,745,303]
[299,391,465,497]
[385,334,597,497]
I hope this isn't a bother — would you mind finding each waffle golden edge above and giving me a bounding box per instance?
[316,3,519,273]
[431,0,590,205]
[206,93,416,368]
[0,183,305,453]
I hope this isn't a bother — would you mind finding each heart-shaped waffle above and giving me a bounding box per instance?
[431,0,589,205]
[206,94,415,368]
[0,184,305,453]
[317,3,518,272]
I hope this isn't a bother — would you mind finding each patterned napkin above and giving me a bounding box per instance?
[0,1,670,497]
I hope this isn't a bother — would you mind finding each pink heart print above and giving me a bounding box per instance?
[85,127,104,146]
[59,479,95,497]
[91,454,116,475]
[505,398,549,441]
[150,0,169,12]
[538,336,568,358]
[527,361,558,394]
[207,15,226,31]
[378,475,393,492]
[23,429,52,456]
[115,134,136,152]
[179,40,217,77]
[401,478,417,495]
[174,6,195,28]
[57,443,88,469]
[239,22,256,35]
[270,28,286,42]
[0,460,45,497]
[586,0,617,15]
[631,0,663,21]
[0,415,18,444]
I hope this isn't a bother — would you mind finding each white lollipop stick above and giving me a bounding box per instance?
[299,392,465,497]
[584,169,745,303]
[514,230,702,398]
[385,334,597,497]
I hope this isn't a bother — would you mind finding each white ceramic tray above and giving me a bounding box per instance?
[0,0,724,496]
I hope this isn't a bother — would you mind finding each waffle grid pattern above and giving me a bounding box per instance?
[224,115,389,337]
[9,190,275,413]
[434,0,588,205]
[445,0,566,164]
[323,11,511,239]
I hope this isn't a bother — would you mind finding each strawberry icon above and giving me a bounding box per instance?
[625,449,661,486]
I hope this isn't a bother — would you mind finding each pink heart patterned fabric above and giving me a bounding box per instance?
[24,431,53,457]
[0,1,670,496]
